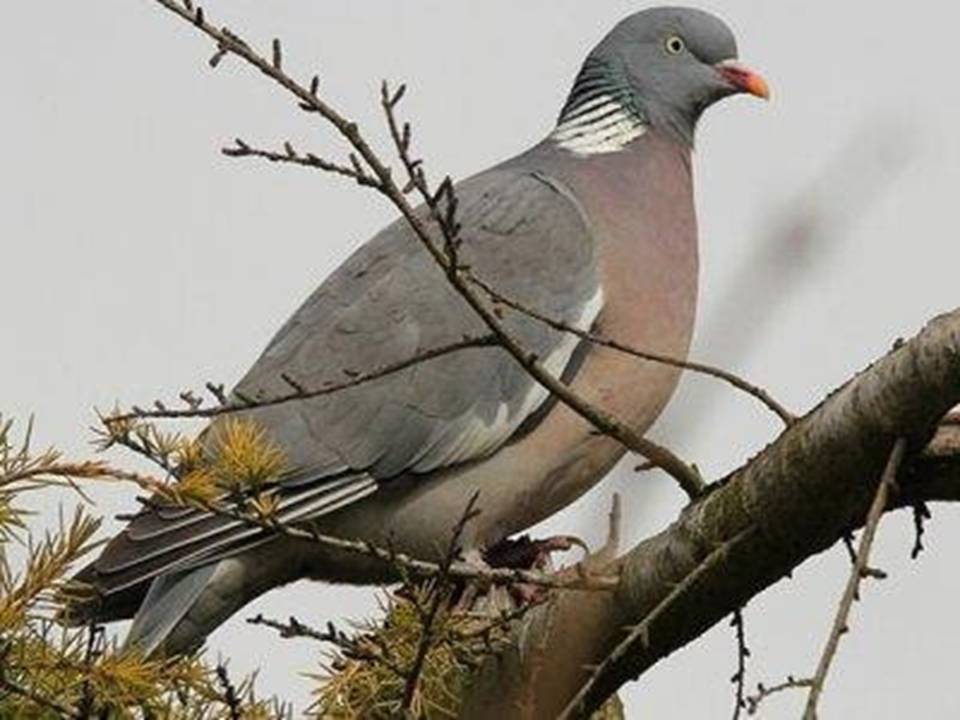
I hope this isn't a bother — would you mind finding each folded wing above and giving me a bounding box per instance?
[77,168,603,612]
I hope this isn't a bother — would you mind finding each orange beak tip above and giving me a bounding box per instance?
[717,61,771,101]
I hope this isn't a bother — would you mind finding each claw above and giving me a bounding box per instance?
[483,534,587,571]
[481,534,590,606]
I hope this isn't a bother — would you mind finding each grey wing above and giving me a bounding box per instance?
[84,169,602,598]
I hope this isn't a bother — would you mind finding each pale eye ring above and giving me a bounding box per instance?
[665,35,686,55]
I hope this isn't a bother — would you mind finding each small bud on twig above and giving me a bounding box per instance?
[271,38,282,69]
[209,46,227,68]
[206,382,228,406]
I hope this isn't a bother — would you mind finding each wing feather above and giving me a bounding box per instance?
[82,167,602,603]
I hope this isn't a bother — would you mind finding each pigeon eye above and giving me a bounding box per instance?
[665,35,686,55]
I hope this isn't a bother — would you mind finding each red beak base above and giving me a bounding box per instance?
[716,60,771,100]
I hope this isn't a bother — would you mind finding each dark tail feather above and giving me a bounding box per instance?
[59,560,150,625]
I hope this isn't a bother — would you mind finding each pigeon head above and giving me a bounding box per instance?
[555,7,768,152]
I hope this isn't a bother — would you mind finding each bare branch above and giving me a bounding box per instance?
[462,310,960,718]
[102,469,619,593]
[909,500,931,559]
[401,494,480,712]
[270,38,281,70]
[215,663,242,720]
[0,677,75,717]
[246,613,332,643]
[467,273,796,426]
[557,527,755,720]
[0,640,75,716]
[593,493,622,567]
[222,138,375,185]
[108,334,497,423]
[745,676,814,715]
[801,437,907,719]
[730,608,750,720]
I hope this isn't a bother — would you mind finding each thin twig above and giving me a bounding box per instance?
[102,469,619,593]
[222,138,376,185]
[910,501,931,559]
[558,527,755,720]
[108,335,497,423]
[745,675,814,715]
[99,430,180,478]
[246,613,332,642]
[452,598,550,643]
[594,493,622,566]
[401,494,480,712]
[0,677,75,717]
[75,624,105,719]
[2,459,113,488]
[467,273,796,426]
[730,608,750,720]
[801,438,907,720]
[215,663,242,720]
[841,532,857,565]
[248,613,407,676]
[0,641,75,717]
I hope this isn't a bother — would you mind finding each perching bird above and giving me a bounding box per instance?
[70,6,768,656]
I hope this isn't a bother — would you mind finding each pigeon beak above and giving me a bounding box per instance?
[715,60,771,100]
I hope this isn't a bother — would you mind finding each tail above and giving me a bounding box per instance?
[62,559,151,626]
[125,562,221,656]
[66,540,296,658]
[131,542,302,657]
[61,471,377,654]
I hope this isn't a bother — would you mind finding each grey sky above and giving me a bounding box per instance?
[3,1,960,716]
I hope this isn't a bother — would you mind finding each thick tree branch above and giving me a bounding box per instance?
[463,309,960,718]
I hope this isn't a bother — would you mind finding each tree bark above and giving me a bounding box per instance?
[462,308,960,719]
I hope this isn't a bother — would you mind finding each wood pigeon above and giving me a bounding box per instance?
[69,6,768,656]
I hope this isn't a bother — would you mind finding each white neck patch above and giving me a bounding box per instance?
[550,94,647,157]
